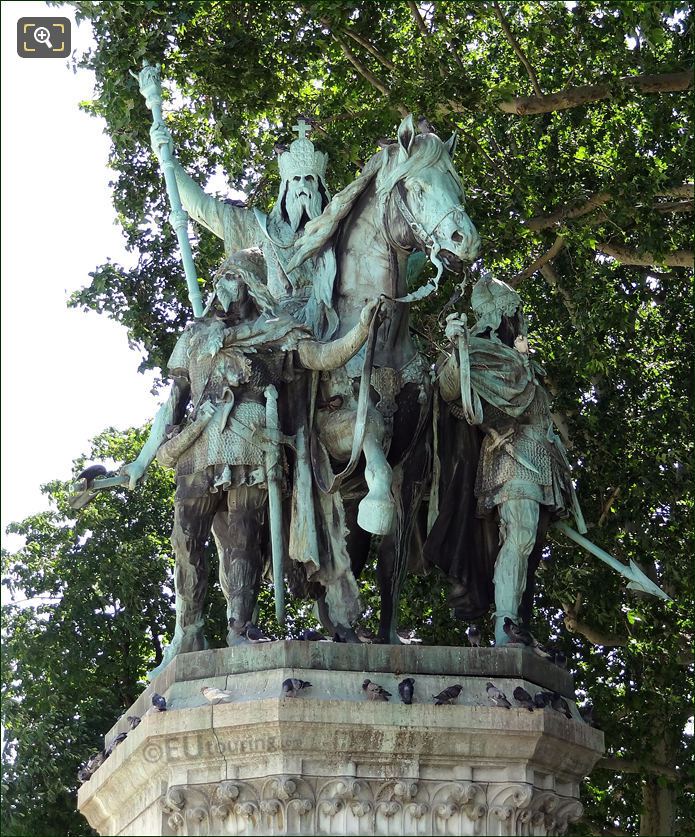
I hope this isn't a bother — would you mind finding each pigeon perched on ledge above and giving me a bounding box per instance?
[105,732,128,756]
[362,679,391,701]
[486,682,511,708]
[126,715,141,730]
[432,685,463,705]
[513,686,535,711]
[282,678,312,698]
[398,678,415,705]
[298,628,327,641]
[466,625,482,647]
[201,686,235,704]
[151,693,167,712]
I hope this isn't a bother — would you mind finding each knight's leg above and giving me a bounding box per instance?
[493,498,539,646]
[149,488,219,678]
[357,409,395,536]
[213,484,267,646]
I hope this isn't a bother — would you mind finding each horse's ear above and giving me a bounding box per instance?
[444,132,458,158]
[397,114,416,160]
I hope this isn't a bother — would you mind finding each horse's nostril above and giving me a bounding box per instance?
[451,231,464,244]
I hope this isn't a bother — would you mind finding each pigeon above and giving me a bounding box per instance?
[533,691,553,709]
[579,702,595,726]
[486,682,511,708]
[273,142,289,156]
[466,625,481,647]
[298,628,327,641]
[201,686,235,704]
[86,751,106,773]
[417,115,434,134]
[332,632,346,643]
[126,715,141,730]
[551,692,572,719]
[242,622,271,643]
[224,197,247,208]
[398,678,415,705]
[432,684,463,705]
[77,464,107,486]
[104,732,128,756]
[502,617,535,646]
[77,764,93,784]
[377,136,396,149]
[282,678,312,697]
[362,679,391,701]
[151,693,167,712]
[357,626,377,643]
[513,686,535,711]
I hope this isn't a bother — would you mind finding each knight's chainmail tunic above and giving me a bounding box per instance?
[475,385,571,514]
[167,321,285,487]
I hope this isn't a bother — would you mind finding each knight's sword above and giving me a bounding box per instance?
[135,61,204,318]
[553,520,671,601]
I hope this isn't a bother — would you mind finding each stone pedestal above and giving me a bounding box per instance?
[78,643,603,836]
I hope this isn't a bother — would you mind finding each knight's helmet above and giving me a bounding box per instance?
[470,273,527,339]
[277,118,330,204]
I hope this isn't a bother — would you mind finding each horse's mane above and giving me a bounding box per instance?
[287,134,460,271]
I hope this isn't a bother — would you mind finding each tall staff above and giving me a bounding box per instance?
[135,61,204,318]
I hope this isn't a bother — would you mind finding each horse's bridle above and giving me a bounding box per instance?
[384,180,469,302]
[389,180,467,254]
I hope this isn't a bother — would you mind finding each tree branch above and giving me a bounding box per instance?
[525,186,693,231]
[498,69,693,115]
[598,243,693,268]
[327,29,408,116]
[407,0,429,36]
[525,193,613,231]
[561,595,628,647]
[342,28,396,72]
[598,486,621,527]
[597,757,694,789]
[492,2,543,97]
[540,262,577,321]
[510,235,565,285]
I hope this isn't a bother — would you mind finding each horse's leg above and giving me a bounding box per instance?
[357,409,395,536]
[315,498,372,643]
[376,383,431,644]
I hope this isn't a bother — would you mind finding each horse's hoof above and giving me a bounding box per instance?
[357,495,395,535]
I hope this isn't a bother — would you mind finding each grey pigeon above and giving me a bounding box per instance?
[282,678,312,697]
[77,464,107,486]
[377,136,396,148]
[86,750,106,772]
[486,681,511,708]
[298,628,327,641]
[533,691,553,709]
[362,679,391,701]
[201,686,234,704]
[104,731,127,756]
[398,678,415,705]
[273,143,289,156]
[77,764,92,783]
[433,684,463,705]
[333,632,346,643]
[151,693,167,712]
[579,703,595,726]
[551,692,572,719]
[513,686,535,711]
[243,622,270,643]
[224,198,247,208]
[417,115,434,134]
[466,624,481,647]
[503,617,535,646]
[126,715,141,730]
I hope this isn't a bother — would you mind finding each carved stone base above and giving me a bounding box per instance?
[78,643,603,836]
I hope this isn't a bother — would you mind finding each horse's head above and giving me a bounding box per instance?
[379,115,481,275]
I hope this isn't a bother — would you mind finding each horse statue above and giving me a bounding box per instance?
[287,114,481,642]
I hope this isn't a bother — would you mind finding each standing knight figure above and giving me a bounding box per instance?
[150,117,338,338]
[121,249,379,675]
[426,274,586,646]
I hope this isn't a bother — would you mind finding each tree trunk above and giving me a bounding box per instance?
[640,739,675,835]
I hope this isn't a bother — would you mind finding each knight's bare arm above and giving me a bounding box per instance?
[121,377,191,488]
[297,299,380,371]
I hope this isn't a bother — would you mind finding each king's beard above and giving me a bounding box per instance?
[286,188,323,233]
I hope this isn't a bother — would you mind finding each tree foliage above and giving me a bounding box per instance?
[4,2,693,835]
